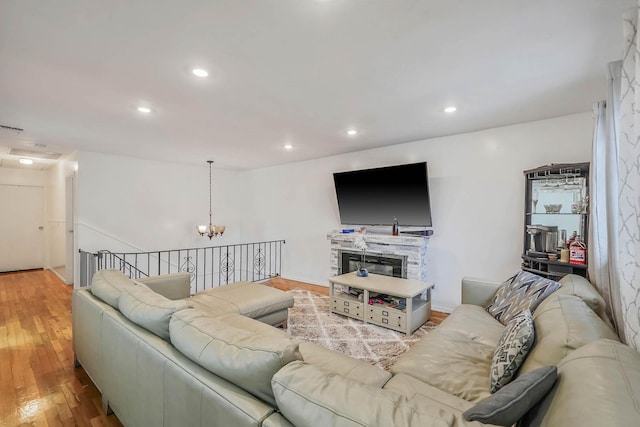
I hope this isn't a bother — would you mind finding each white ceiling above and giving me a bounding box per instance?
[0,0,634,170]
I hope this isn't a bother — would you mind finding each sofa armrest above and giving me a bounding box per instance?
[461,277,502,306]
[136,272,191,300]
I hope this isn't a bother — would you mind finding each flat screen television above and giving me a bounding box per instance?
[333,162,433,226]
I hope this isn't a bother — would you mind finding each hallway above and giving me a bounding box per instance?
[0,270,121,426]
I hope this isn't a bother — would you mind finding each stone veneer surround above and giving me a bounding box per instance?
[327,231,429,281]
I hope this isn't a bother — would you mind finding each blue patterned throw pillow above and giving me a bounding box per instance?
[486,271,560,325]
[490,310,535,393]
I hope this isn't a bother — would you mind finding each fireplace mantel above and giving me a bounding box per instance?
[327,231,429,281]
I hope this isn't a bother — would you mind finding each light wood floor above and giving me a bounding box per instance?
[0,271,447,426]
[0,269,122,427]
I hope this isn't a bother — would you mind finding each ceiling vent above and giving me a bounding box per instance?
[9,147,62,160]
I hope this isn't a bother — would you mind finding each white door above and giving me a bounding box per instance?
[0,185,44,272]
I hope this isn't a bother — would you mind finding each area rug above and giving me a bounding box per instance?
[286,289,438,370]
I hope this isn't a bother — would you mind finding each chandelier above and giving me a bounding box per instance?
[197,160,226,238]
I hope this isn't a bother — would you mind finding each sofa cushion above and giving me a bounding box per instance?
[214,312,290,338]
[90,269,136,308]
[169,308,301,407]
[487,271,560,325]
[383,373,474,414]
[521,340,640,427]
[464,366,557,426]
[118,283,190,341]
[519,295,619,375]
[273,361,473,427]
[490,310,535,393]
[432,304,505,347]
[391,326,496,403]
[297,341,392,388]
[535,274,610,324]
[189,281,294,319]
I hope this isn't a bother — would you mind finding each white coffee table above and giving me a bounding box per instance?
[328,272,434,335]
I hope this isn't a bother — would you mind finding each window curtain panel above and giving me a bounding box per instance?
[618,6,640,350]
[589,62,623,334]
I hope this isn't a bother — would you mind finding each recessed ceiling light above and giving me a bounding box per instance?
[444,106,457,113]
[137,106,152,113]
[192,68,209,78]
[284,144,293,150]
[346,129,358,136]
[19,158,33,165]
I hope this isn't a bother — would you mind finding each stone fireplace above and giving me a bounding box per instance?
[327,231,429,281]
[339,249,407,278]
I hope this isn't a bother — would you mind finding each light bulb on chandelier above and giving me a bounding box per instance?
[197,160,226,239]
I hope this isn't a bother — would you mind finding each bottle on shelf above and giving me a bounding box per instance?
[559,229,567,249]
[567,230,577,248]
[392,217,399,236]
[569,236,587,265]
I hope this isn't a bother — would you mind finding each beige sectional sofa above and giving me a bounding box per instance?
[72,270,390,427]
[73,271,640,427]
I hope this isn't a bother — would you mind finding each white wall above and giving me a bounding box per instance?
[45,154,77,283]
[245,113,594,312]
[70,113,593,310]
[75,151,249,255]
[0,167,48,186]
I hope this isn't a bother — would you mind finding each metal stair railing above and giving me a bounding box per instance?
[78,240,285,294]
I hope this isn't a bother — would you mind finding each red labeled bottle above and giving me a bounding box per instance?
[569,236,587,265]
[392,217,399,236]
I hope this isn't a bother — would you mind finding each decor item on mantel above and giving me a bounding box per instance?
[353,232,368,277]
[197,160,226,239]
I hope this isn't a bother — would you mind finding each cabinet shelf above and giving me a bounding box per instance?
[522,254,588,270]
[526,212,587,216]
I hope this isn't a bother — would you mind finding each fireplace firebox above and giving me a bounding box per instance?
[339,250,407,278]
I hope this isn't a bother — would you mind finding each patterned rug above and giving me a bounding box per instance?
[286,289,437,370]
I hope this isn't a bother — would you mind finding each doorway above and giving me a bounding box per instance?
[64,174,74,284]
[0,184,44,272]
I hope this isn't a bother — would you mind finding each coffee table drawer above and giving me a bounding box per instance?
[367,306,406,330]
[332,298,364,319]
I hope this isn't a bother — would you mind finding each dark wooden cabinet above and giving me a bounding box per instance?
[522,163,589,279]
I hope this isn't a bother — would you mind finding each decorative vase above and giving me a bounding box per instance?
[356,268,368,277]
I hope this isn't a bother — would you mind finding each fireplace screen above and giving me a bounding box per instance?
[339,250,407,278]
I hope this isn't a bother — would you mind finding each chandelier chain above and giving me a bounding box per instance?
[197,160,225,238]
[209,160,213,218]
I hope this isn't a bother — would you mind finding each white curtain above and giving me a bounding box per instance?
[618,7,640,350]
[589,61,623,333]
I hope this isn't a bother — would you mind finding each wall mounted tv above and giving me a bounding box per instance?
[333,162,433,226]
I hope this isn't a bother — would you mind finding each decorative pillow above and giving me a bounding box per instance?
[490,310,535,393]
[487,271,560,324]
[464,366,557,426]
[118,283,190,340]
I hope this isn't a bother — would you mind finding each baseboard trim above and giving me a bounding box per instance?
[47,267,72,285]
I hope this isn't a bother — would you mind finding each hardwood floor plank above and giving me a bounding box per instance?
[0,270,122,427]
